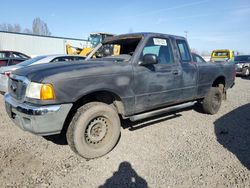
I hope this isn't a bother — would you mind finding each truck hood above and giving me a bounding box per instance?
[12,60,126,83]
[235,61,250,64]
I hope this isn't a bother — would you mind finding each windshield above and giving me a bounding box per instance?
[234,55,250,62]
[90,35,102,47]
[212,51,229,57]
[86,36,142,62]
[18,56,47,66]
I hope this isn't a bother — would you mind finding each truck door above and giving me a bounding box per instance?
[176,39,198,101]
[133,37,182,113]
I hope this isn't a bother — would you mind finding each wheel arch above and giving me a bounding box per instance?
[212,76,226,87]
[72,89,125,116]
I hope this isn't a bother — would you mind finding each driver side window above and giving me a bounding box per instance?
[142,37,173,64]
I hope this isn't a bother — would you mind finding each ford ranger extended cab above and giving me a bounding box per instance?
[5,33,235,159]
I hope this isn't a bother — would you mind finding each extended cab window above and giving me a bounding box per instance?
[192,53,206,63]
[177,40,191,62]
[142,37,173,64]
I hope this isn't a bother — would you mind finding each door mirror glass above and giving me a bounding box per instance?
[139,54,158,65]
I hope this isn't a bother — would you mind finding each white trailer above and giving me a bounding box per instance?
[0,31,90,57]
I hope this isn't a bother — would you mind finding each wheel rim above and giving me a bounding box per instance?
[84,116,110,147]
[245,69,249,75]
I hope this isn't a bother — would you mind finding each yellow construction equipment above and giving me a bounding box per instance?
[66,44,92,56]
[66,32,118,56]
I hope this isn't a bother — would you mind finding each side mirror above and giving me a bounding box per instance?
[139,54,158,66]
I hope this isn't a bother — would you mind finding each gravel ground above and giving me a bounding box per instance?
[0,77,249,188]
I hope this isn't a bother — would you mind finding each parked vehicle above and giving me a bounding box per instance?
[234,55,250,76]
[0,50,30,67]
[211,49,236,63]
[192,53,207,63]
[0,55,86,93]
[5,33,235,159]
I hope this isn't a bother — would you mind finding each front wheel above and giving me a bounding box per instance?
[66,102,121,159]
[243,67,250,76]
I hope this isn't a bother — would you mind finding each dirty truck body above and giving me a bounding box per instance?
[5,33,235,159]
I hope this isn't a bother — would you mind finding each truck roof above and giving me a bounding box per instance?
[212,49,231,52]
[104,32,186,43]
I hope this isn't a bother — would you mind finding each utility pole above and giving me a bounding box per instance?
[184,31,188,39]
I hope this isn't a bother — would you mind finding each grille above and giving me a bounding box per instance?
[8,77,27,101]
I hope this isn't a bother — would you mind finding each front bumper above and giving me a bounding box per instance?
[236,71,245,76]
[236,69,248,76]
[4,93,72,136]
[235,65,249,76]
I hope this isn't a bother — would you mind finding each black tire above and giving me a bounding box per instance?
[243,67,250,76]
[66,102,121,159]
[202,87,222,115]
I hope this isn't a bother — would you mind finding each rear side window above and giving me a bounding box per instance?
[12,52,28,59]
[0,52,6,58]
[74,56,86,61]
[12,52,23,58]
[0,52,10,58]
[176,40,191,62]
[52,57,74,62]
[61,57,74,61]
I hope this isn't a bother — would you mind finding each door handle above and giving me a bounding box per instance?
[172,70,179,75]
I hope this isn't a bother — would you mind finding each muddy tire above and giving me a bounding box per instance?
[202,87,222,115]
[66,102,121,159]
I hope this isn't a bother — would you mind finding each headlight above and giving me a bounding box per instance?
[236,63,243,68]
[26,82,56,100]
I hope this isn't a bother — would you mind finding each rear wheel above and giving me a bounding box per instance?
[66,102,121,159]
[202,87,222,115]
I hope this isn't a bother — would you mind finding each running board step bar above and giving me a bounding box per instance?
[129,102,196,121]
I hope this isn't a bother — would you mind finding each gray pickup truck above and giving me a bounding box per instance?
[5,33,235,159]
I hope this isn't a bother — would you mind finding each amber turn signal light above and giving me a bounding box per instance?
[40,84,56,100]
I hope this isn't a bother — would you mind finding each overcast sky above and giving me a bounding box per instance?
[1,0,250,54]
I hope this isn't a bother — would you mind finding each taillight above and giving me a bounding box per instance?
[4,71,11,77]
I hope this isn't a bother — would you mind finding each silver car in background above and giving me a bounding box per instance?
[0,54,86,93]
[234,55,250,76]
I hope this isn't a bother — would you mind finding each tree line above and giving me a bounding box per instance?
[0,17,51,36]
